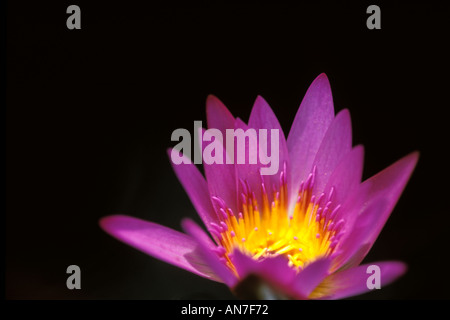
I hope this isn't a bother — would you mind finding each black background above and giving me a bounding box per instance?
[6,1,450,299]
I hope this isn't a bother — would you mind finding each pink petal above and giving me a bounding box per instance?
[322,261,407,299]
[100,215,220,281]
[248,96,290,202]
[292,258,332,298]
[232,253,331,300]
[205,96,238,212]
[182,218,238,287]
[287,74,335,201]
[333,152,418,271]
[311,109,353,195]
[168,148,219,226]
[334,243,372,272]
[200,127,239,215]
[359,152,419,247]
[331,198,389,271]
[233,118,266,208]
[231,250,299,298]
[333,176,374,233]
[322,145,364,208]
[206,95,235,136]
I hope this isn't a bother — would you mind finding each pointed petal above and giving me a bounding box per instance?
[311,109,353,195]
[292,258,332,298]
[359,152,419,246]
[206,95,235,135]
[316,145,364,246]
[168,148,218,226]
[233,118,266,208]
[287,74,335,199]
[182,218,238,287]
[200,127,239,215]
[248,96,290,201]
[100,215,219,281]
[248,95,289,174]
[332,198,389,271]
[321,261,407,299]
[335,152,419,268]
[231,250,299,298]
[332,153,418,270]
[322,145,364,207]
[334,243,372,272]
[205,96,239,211]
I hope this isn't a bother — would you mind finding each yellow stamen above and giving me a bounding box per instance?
[213,172,342,274]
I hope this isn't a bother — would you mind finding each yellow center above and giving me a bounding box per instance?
[210,171,342,276]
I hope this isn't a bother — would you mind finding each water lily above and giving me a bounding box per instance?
[100,74,418,299]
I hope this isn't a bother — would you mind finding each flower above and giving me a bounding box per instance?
[100,74,418,299]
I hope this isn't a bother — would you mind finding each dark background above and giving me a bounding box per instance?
[6,1,450,299]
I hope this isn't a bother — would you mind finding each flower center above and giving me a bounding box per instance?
[209,166,344,275]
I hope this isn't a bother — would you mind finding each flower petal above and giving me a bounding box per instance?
[248,96,290,202]
[336,152,419,268]
[206,95,235,136]
[322,145,364,207]
[311,108,353,195]
[292,258,332,298]
[359,152,419,247]
[231,250,299,298]
[332,153,417,271]
[200,127,239,215]
[234,118,266,208]
[321,261,407,299]
[332,197,389,271]
[205,96,239,213]
[168,148,218,226]
[100,215,220,281]
[182,218,238,287]
[287,74,334,201]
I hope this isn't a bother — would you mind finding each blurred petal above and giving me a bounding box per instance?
[321,261,407,299]
[182,218,238,287]
[100,215,219,281]
[168,148,218,226]
[287,74,334,201]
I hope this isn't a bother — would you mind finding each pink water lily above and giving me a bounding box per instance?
[100,74,418,299]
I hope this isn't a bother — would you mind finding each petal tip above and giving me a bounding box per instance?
[99,214,125,233]
[254,94,266,104]
[407,151,420,167]
[311,73,331,89]
[316,72,329,81]
[206,94,220,105]
[379,260,408,285]
[180,217,195,234]
[166,147,173,159]
[337,108,351,120]
[251,95,270,113]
